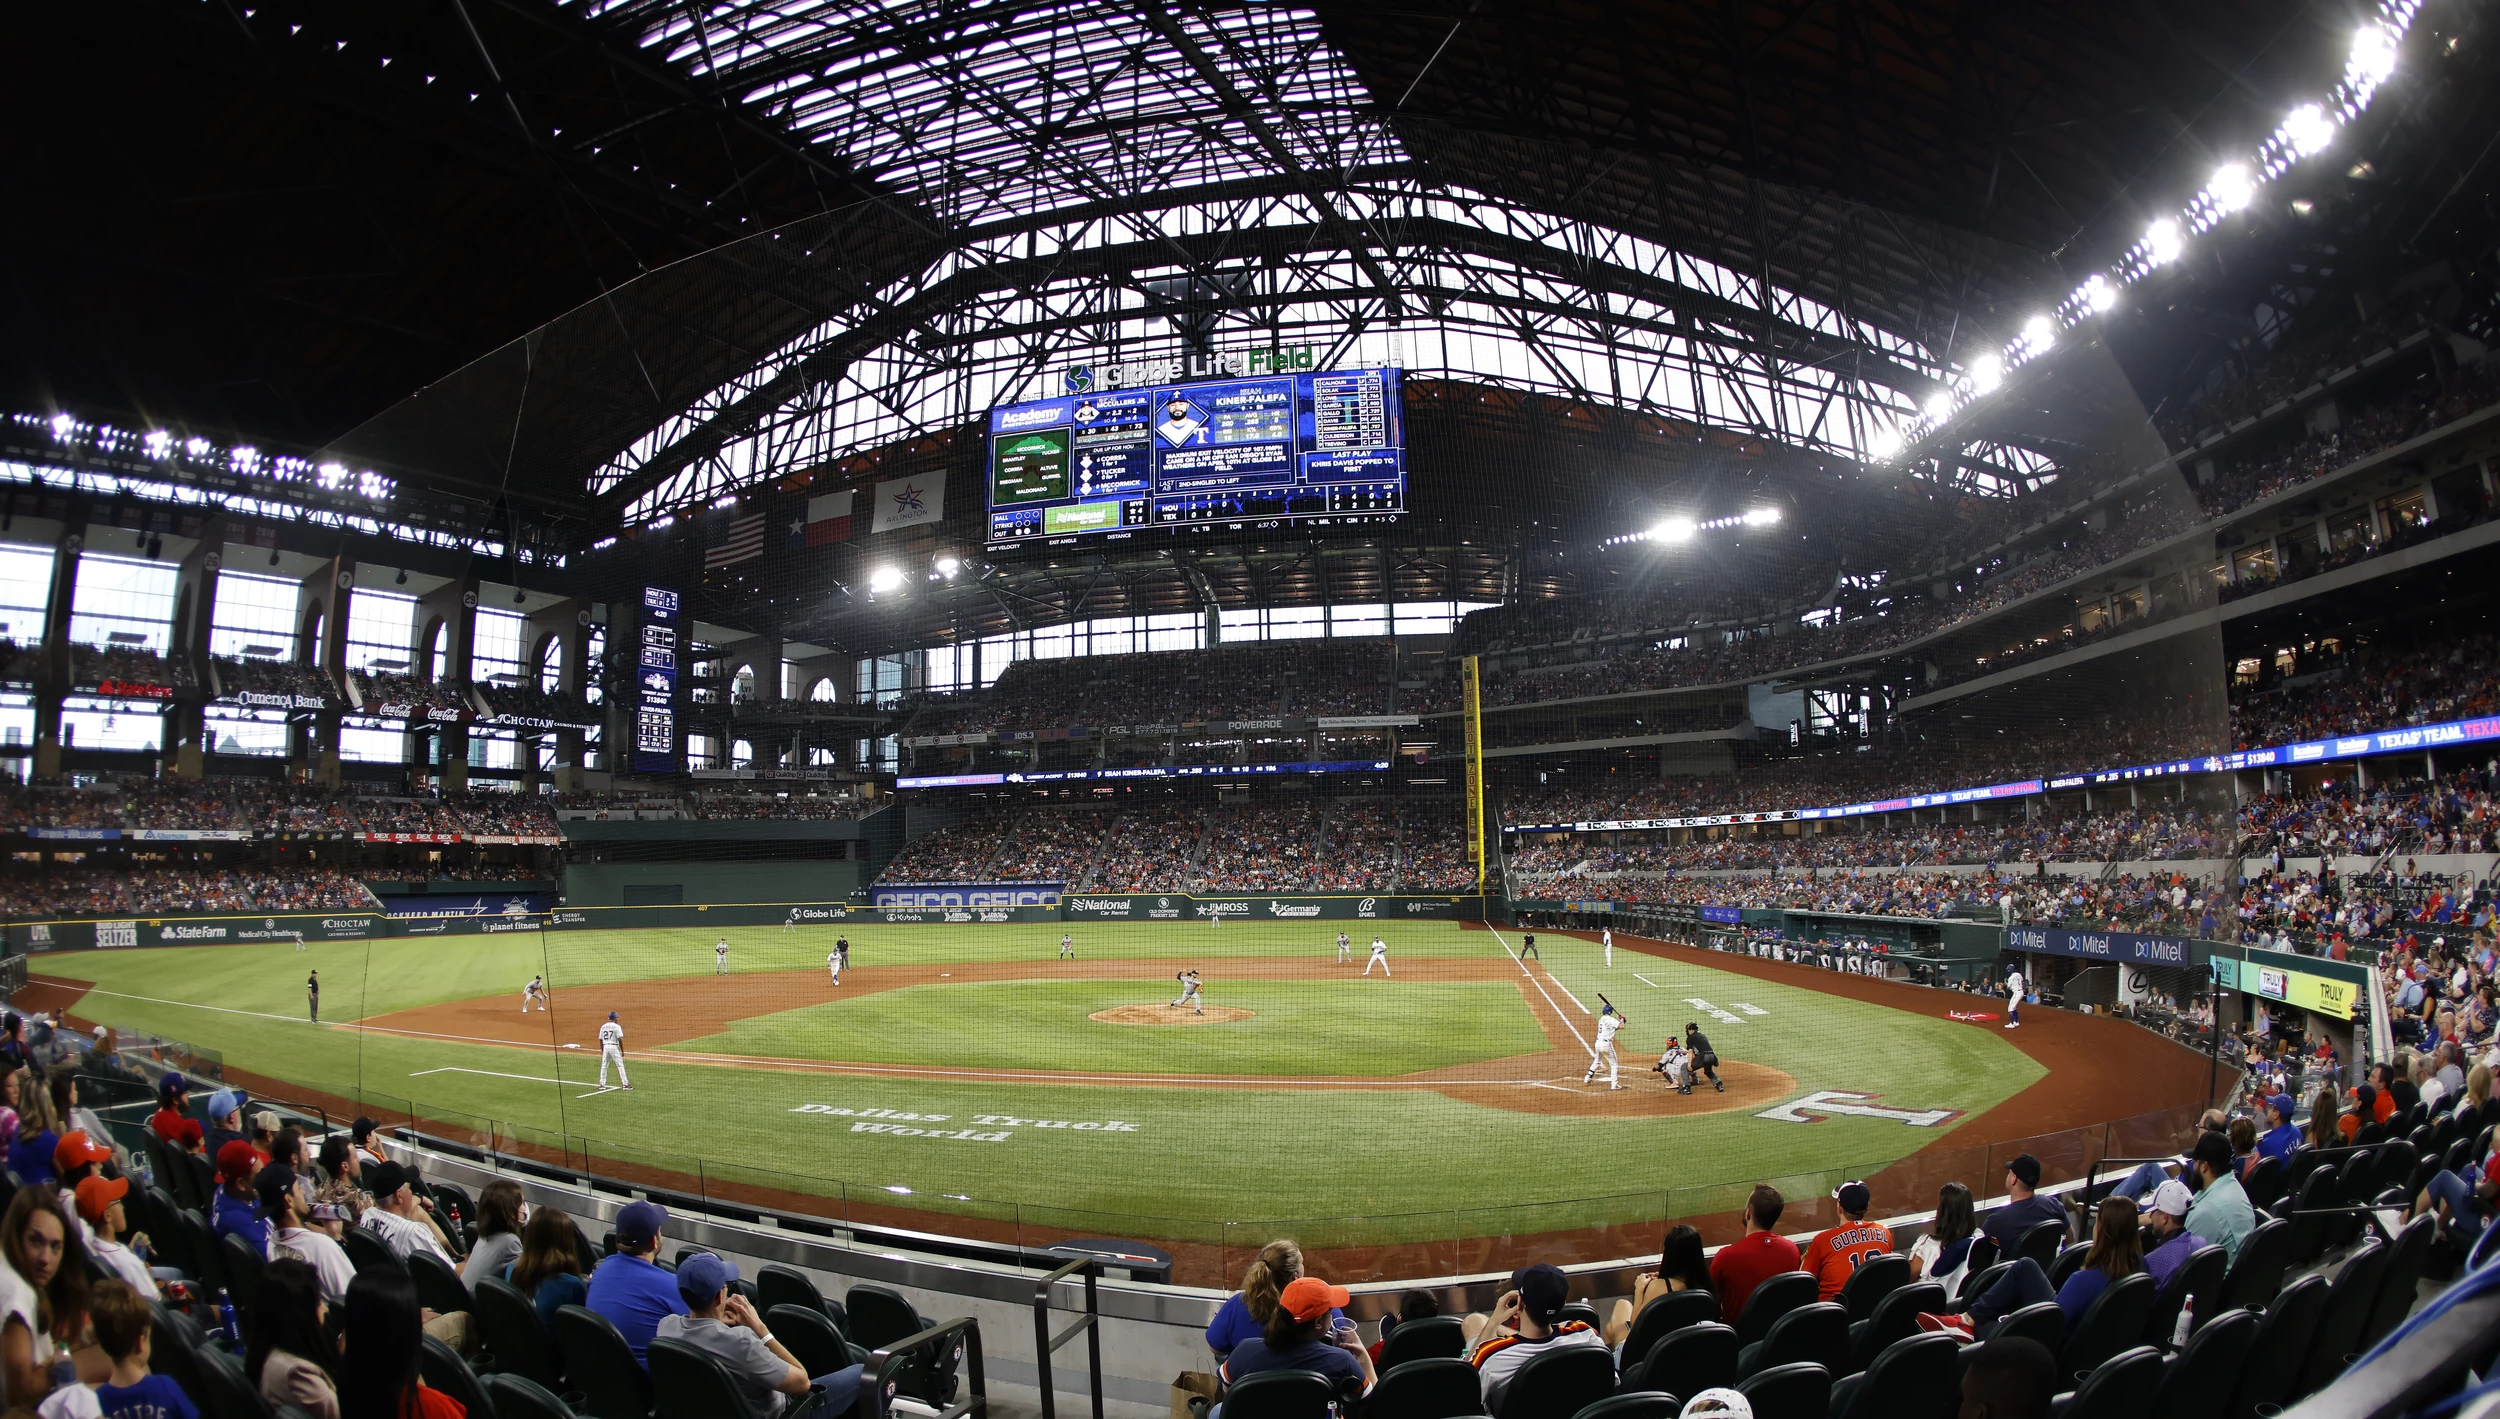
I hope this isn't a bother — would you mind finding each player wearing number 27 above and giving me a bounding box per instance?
[1800,1181,1893,1301]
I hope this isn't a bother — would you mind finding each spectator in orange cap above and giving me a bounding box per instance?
[75,1177,154,1296]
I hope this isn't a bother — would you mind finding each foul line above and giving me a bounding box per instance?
[76,975,1638,1093]
[1633,974,1663,989]
[410,1066,570,1086]
[1486,926,1594,1057]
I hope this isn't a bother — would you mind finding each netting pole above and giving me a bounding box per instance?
[1464,654,1485,896]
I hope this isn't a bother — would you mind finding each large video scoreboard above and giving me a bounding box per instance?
[986,366,1405,547]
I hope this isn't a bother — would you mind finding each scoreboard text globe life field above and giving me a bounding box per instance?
[25,913,2214,1285]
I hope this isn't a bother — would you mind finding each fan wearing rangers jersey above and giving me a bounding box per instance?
[1581,1006,1626,1089]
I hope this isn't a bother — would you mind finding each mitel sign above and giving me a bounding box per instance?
[2006,927,2192,967]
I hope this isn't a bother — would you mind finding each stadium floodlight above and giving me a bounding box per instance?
[48,414,73,440]
[2285,103,2337,159]
[2209,162,2256,214]
[868,565,906,593]
[1970,354,2005,394]
[932,552,962,579]
[2350,23,2399,88]
[2083,274,2119,315]
[2022,315,2056,354]
[2146,218,2185,267]
[1654,516,1696,543]
[1744,507,1782,526]
[1867,427,1904,461]
[1924,390,1955,423]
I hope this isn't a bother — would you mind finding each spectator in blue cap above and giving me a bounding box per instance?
[205,1088,250,1162]
[2256,1094,2301,1165]
[657,1251,865,1416]
[586,1200,684,1366]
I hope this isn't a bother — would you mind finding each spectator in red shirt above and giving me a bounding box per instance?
[1709,1184,1802,1325]
[146,1074,190,1144]
[1799,1181,1895,1301]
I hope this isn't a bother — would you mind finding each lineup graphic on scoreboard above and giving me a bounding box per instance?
[986,367,1405,546]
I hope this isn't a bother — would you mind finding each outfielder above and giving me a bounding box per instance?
[1683,1023,1724,1093]
[2004,967,2025,1028]
[523,976,549,1013]
[1582,1005,1625,1089]
[1601,926,1613,967]
[1336,931,1351,964]
[1170,969,1205,1014]
[1656,1040,1693,1094]
[714,938,730,975]
[1059,932,1076,959]
[827,949,843,986]
[598,1011,632,1090]
[1364,935,1391,976]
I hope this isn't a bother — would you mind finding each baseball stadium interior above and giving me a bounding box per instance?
[7,1,2500,1417]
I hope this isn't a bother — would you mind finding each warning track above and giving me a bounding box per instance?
[327,956,1794,1119]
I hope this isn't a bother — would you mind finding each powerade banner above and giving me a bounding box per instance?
[871,882,1063,909]
[2006,926,2194,967]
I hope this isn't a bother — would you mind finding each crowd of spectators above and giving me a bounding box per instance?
[2231,631,2500,750]
[1311,801,1398,890]
[685,792,872,821]
[0,781,562,839]
[2238,771,2500,861]
[1086,804,1205,893]
[900,640,1400,738]
[1198,803,1325,891]
[68,645,195,690]
[474,680,597,725]
[0,865,377,915]
[1509,805,2231,883]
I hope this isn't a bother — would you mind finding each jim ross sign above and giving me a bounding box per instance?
[2007,927,2193,967]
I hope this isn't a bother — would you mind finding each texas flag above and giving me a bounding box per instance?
[804,490,854,547]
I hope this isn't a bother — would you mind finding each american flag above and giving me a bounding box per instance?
[704,509,768,570]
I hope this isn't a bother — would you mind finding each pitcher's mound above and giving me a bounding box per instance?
[1091,1004,1256,1026]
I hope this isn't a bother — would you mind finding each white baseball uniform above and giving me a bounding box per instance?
[598,1019,630,1087]
[1171,971,1204,1013]
[1584,1011,1624,1088]
[827,950,842,985]
[1364,938,1390,976]
[2005,970,2025,1028]
[715,940,729,975]
[1336,933,1351,963]
[1060,933,1075,959]
[523,978,547,1013]
[1602,928,1613,967]
[1659,1043,1692,1091]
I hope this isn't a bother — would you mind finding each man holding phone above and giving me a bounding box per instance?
[1466,1263,1608,1410]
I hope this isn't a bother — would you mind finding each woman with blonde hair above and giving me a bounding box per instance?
[1202,1240,1344,1361]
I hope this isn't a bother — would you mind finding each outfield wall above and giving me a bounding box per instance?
[0,891,1484,950]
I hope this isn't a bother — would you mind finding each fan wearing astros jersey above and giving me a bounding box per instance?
[1799,1180,1893,1301]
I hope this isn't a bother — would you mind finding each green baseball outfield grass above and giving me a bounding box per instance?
[27,920,2053,1261]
